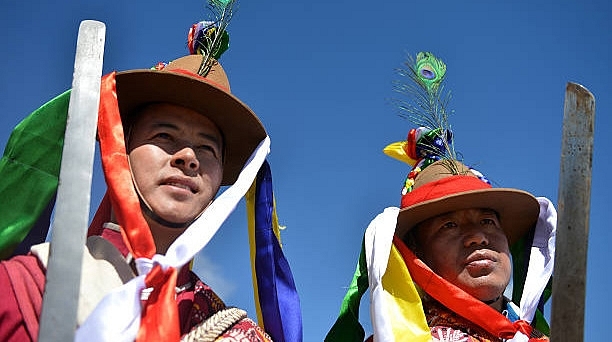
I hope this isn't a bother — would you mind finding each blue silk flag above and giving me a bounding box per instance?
[249,160,303,342]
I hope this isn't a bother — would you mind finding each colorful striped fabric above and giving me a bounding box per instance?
[325,207,431,342]
[246,160,303,342]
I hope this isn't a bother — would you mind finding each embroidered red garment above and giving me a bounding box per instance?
[177,269,271,340]
[423,296,504,341]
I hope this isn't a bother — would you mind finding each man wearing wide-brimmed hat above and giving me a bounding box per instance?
[394,155,553,341]
[0,9,301,342]
[326,52,555,342]
[327,128,555,342]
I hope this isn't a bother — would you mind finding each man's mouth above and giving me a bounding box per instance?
[163,177,198,194]
[465,250,497,264]
[464,250,497,272]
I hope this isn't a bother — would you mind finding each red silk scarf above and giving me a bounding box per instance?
[393,236,535,340]
[98,73,179,341]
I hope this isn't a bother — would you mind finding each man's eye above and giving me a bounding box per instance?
[481,218,496,226]
[196,145,219,158]
[441,221,457,229]
[154,132,172,140]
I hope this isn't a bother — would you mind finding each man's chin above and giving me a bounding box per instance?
[464,283,506,303]
[145,207,200,229]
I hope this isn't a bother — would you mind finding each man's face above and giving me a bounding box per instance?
[413,208,512,303]
[127,103,224,225]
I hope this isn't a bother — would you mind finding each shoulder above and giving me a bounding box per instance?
[0,253,46,341]
[0,253,46,282]
[28,238,135,325]
[183,272,272,341]
[0,252,46,303]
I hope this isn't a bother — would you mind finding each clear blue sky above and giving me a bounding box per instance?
[1,0,610,340]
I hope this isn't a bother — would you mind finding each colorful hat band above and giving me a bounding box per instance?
[160,68,230,92]
[401,175,491,209]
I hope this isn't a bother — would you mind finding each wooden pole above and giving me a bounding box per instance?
[550,82,595,341]
[38,20,105,341]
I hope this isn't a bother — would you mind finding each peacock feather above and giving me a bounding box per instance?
[388,52,460,174]
[187,0,237,77]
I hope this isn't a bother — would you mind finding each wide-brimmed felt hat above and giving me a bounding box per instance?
[115,54,267,185]
[396,160,539,246]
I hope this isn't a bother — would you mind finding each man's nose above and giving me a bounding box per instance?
[464,228,489,247]
[171,146,200,172]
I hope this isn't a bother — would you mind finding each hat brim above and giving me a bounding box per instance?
[116,69,267,185]
[396,188,539,246]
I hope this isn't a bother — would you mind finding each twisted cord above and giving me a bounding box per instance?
[181,307,247,342]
